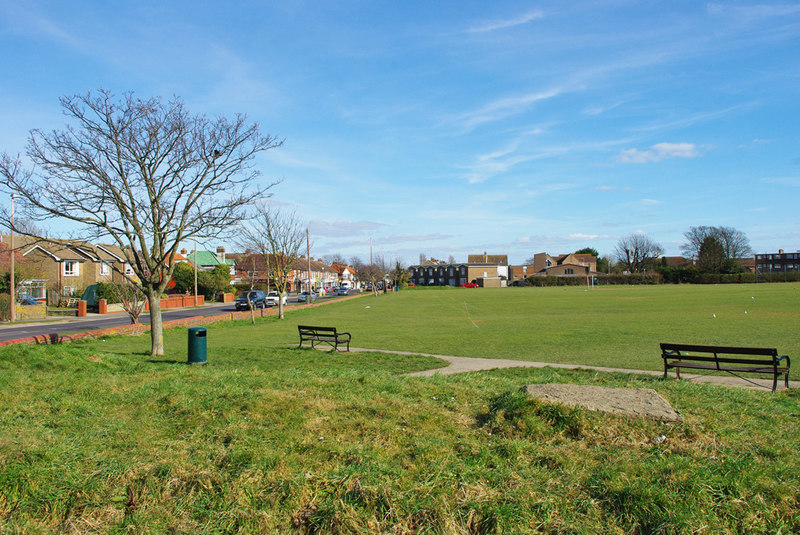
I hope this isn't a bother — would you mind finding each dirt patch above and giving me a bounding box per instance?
[522,384,683,422]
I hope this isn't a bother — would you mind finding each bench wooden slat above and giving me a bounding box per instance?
[661,343,777,357]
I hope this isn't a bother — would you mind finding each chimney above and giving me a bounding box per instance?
[181,248,187,255]
[245,248,251,255]
[216,246,225,261]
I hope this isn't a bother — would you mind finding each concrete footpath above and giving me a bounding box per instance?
[351,347,798,392]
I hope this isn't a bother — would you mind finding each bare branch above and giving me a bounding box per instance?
[0,89,282,355]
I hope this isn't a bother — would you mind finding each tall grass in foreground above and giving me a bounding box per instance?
[1,330,798,533]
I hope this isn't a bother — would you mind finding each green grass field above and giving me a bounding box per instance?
[1,283,798,533]
[112,282,798,374]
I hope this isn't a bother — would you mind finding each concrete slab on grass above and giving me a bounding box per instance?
[522,383,683,422]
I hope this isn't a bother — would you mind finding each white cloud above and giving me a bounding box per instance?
[568,233,613,240]
[448,87,564,132]
[467,11,544,33]
[618,142,700,163]
[309,220,385,238]
[381,233,451,244]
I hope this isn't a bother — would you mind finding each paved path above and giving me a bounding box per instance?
[351,348,798,392]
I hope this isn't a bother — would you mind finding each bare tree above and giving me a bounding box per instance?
[614,233,662,273]
[681,226,752,261]
[0,90,282,355]
[360,264,385,296]
[238,205,305,320]
[106,278,147,325]
[322,253,346,266]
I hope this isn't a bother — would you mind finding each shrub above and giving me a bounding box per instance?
[0,294,10,322]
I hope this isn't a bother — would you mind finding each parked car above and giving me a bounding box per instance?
[235,290,268,310]
[297,290,317,303]
[265,291,287,306]
[461,282,479,288]
[337,287,349,296]
[316,287,326,296]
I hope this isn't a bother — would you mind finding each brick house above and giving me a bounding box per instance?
[408,254,509,287]
[2,236,137,302]
[531,252,597,277]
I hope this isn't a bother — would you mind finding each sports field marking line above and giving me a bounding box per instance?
[463,302,479,328]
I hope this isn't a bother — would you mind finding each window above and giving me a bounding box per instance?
[63,261,79,277]
[565,268,574,275]
[124,263,134,275]
[100,262,110,276]
[63,286,77,296]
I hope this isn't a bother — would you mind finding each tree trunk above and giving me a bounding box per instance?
[147,291,164,356]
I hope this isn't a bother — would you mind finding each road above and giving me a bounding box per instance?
[0,290,351,343]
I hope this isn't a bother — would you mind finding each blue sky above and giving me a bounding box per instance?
[1,1,798,265]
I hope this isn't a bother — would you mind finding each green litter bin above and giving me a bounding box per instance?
[188,326,207,365]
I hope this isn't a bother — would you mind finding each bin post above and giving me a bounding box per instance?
[188,326,207,365]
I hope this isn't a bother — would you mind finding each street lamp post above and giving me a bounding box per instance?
[9,194,19,322]
[193,236,198,307]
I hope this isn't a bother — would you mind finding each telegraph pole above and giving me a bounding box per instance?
[9,194,18,322]
[306,228,311,293]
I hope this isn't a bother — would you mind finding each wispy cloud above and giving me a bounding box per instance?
[707,3,800,19]
[467,11,544,33]
[447,87,564,132]
[568,233,613,240]
[618,142,700,163]
[760,176,800,187]
[381,233,451,244]
[634,102,760,133]
[309,220,385,238]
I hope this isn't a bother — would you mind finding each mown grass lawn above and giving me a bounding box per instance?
[1,283,798,534]
[194,283,798,374]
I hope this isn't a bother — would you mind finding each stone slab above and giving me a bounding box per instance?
[522,383,683,422]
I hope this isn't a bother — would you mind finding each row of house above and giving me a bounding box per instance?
[1,235,366,303]
[410,248,798,288]
[408,253,511,288]
[408,252,598,287]
[226,251,358,292]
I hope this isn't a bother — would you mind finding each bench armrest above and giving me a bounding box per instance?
[777,354,790,367]
[337,331,351,339]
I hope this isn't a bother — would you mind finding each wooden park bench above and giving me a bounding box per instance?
[660,343,791,392]
[298,325,351,352]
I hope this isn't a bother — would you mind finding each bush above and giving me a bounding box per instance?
[171,262,196,294]
[0,294,10,322]
[525,273,662,287]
